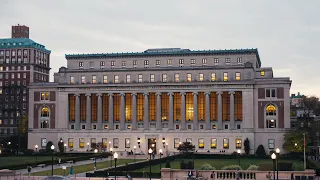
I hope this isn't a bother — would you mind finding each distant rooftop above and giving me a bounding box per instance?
[291,92,304,98]
[65,48,261,66]
[0,38,50,53]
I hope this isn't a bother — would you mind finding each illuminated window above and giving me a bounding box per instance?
[102,138,108,148]
[125,93,132,121]
[111,61,115,67]
[103,75,108,83]
[125,138,131,148]
[156,60,160,65]
[149,93,156,121]
[127,125,131,129]
[162,74,167,82]
[138,74,142,83]
[114,75,119,83]
[102,94,109,121]
[210,92,217,120]
[236,139,242,149]
[113,138,119,148]
[222,92,230,121]
[126,75,131,83]
[68,138,74,148]
[92,75,96,84]
[186,92,193,121]
[113,94,120,121]
[79,138,85,148]
[174,74,179,82]
[211,73,216,81]
[40,106,50,117]
[91,94,97,121]
[191,59,195,65]
[260,71,265,76]
[167,59,172,65]
[198,92,205,120]
[40,92,49,100]
[199,73,204,81]
[186,73,192,82]
[81,75,86,84]
[104,125,108,129]
[80,94,86,121]
[211,138,217,149]
[223,138,229,149]
[174,138,180,148]
[150,74,155,82]
[266,104,277,116]
[235,72,241,80]
[234,92,243,121]
[198,138,204,148]
[69,95,75,121]
[268,139,275,149]
[223,72,228,81]
[161,93,169,120]
[70,76,75,84]
[173,93,181,120]
[137,93,144,121]
[212,124,216,129]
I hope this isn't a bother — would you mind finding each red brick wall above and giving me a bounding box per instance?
[50,91,56,101]
[277,88,284,99]
[33,104,39,129]
[34,92,40,102]
[50,104,55,129]
[258,88,265,99]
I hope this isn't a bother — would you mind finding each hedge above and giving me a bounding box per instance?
[87,171,161,178]
[181,153,298,160]
[307,159,320,176]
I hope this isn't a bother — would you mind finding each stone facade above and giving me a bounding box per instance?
[27,48,291,155]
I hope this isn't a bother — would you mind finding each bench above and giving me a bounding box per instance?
[37,164,46,168]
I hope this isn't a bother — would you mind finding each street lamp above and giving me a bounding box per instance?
[148,148,153,180]
[133,146,136,163]
[276,148,280,180]
[271,153,276,180]
[51,145,55,176]
[87,142,90,151]
[35,145,38,164]
[64,143,67,152]
[159,149,163,170]
[93,149,98,171]
[166,143,168,156]
[114,152,118,180]
[110,147,113,167]
[237,149,241,166]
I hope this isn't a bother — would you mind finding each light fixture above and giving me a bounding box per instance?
[94,149,98,153]
[148,148,153,154]
[64,143,67,147]
[276,148,280,154]
[35,145,38,149]
[137,138,141,148]
[162,138,166,148]
[114,152,118,159]
[152,144,155,147]
[133,146,136,149]
[87,142,90,146]
[51,145,55,150]
[110,147,113,152]
[237,149,241,154]
[271,153,276,160]
[159,149,163,154]
[294,143,298,146]
[109,141,111,144]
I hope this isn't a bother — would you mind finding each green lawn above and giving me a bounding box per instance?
[0,156,61,168]
[31,159,141,176]
[135,158,303,173]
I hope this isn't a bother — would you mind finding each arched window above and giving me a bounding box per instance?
[41,106,50,117]
[266,104,277,128]
[266,104,276,116]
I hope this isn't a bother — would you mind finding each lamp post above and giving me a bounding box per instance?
[64,143,67,152]
[114,152,118,180]
[271,153,276,180]
[237,149,241,167]
[110,147,113,168]
[166,143,168,156]
[35,145,38,164]
[148,148,153,180]
[133,146,136,163]
[159,149,163,170]
[276,148,280,180]
[51,145,55,176]
[87,142,90,151]
[94,149,98,171]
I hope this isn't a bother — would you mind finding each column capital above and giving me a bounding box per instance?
[228,91,235,95]
[143,92,149,96]
[85,93,91,97]
[180,92,186,96]
[108,93,113,97]
[74,94,80,97]
[96,93,102,97]
[156,92,162,96]
[204,92,210,96]
[167,92,174,96]
[120,92,125,96]
[193,92,198,96]
[216,91,223,95]
[131,93,137,96]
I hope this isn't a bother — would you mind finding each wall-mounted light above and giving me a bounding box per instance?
[137,137,141,148]
[162,138,166,148]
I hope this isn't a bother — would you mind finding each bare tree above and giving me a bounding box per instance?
[298,96,319,116]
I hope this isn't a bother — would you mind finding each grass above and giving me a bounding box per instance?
[0,156,62,168]
[30,159,140,176]
[135,158,304,173]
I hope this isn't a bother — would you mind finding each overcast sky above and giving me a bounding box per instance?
[0,0,319,97]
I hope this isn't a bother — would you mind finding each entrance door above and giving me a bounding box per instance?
[148,138,157,154]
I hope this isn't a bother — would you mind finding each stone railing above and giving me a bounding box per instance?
[161,168,316,180]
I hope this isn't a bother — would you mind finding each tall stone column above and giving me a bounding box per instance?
[97,93,102,130]
[108,93,114,130]
[144,93,149,130]
[181,92,186,130]
[75,94,80,130]
[229,91,235,130]
[120,93,125,130]
[217,91,223,130]
[193,92,198,130]
[86,94,91,129]
[168,92,174,130]
[131,93,137,130]
[205,92,211,130]
[156,92,162,130]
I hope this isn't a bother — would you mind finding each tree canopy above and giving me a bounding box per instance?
[177,142,195,154]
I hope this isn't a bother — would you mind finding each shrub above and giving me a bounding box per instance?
[247,164,259,171]
[231,151,238,156]
[180,160,194,169]
[221,165,242,170]
[278,162,293,171]
[255,145,266,157]
[258,163,273,171]
[46,141,54,153]
[200,163,216,170]
[24,149,35,155]
[244,138,250,155]
[165,161,171,168]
